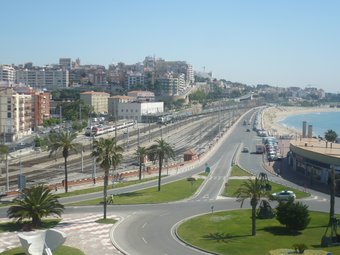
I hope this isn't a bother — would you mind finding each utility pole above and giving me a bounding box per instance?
[79,104,82,122]
[81,145,84,173]
[5,153,9,191]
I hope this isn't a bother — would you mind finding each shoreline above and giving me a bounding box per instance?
[262,106,340,138]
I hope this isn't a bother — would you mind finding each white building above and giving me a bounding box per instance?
[117,101,164,122]
[0,65,16,83]
[16,68,69,89]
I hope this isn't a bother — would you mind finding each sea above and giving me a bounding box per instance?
[278,111,340,138]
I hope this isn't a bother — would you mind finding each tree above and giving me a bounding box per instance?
[276,200,310,231]
[47,130,80,193]
[234,178,269,236]
[7,185,64,228]
[325,129,338,143]
[92,137,123,219]
[135,146,147,180]
[147,139,175,191]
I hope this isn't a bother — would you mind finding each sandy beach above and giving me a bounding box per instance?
[262,106,340,138]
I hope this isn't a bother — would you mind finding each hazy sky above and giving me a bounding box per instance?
[1,0,339,92]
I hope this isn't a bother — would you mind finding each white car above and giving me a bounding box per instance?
[272,190,296,200]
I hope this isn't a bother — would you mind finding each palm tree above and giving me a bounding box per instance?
[92,137,123,219]
[0,144,9,191]
[47,130,80,193]
[324,130,338,226]
[7,185,64,228]
[234,177,269,236]
[148,138,175,191]
[135,146,147,180]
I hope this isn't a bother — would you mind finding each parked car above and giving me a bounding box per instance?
[272,190,296,201]
[242,147,249,153]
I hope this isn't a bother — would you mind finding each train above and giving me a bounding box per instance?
[85,121,135,136]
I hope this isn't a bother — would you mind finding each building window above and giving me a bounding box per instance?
[7,112,11,118]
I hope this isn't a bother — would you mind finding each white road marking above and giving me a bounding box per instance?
[142,237,148,244]
[142,222,147,228]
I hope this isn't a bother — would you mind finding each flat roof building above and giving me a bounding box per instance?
[289,138,340,185]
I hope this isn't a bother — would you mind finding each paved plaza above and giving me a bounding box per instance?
[0,213,122,255]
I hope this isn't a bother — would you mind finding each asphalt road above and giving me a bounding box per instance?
[1,108,338,255]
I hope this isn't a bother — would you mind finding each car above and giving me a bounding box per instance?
[272,190,296,201]
[242,147,249,153]
[246,128,250,132]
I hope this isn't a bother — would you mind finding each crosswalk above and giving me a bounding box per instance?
[0,213,122,255]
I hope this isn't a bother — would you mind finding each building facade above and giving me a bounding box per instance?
[127,90,155,102]
[108,95,132,120]
[117,101,164,122]
[16,67,69,89]
[0,87,32,142]
[0,65,16,83]
[80,91,110,114]
[289,138,340,185]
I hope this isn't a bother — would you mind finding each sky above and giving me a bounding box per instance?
[1,0,339,92]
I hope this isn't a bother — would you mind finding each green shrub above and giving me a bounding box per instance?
[276,200,311,231]
[292,243,308,254]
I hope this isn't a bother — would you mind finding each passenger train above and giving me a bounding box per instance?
[85,121,135,136]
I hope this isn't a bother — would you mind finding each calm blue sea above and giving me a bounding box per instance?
[278,111,340,138]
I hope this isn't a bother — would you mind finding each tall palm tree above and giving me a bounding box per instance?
[0,144,9,191]
[324,129,338,226]
[234,177,269,236]
[148,138,175,191]
[92,137,123,219]
[47,130,80,193]
[7,185,64,228]
[135,146,147,180]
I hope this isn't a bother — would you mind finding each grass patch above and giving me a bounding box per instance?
[0,245,85,255]
[0,218,61,233]
[95,218,117,224]
[68,178,204,206]
[57,176,158,198]
[222,179,309,199]
[177,210,339,255]
[230,165,252,177]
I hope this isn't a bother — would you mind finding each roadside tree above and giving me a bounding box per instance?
[135,146,147,180]
[47,130,81,193]
[234,177,269,236]
[92,137,123,219]
[147,139,175,191]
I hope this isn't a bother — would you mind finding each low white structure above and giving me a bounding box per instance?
[18,229,66,255]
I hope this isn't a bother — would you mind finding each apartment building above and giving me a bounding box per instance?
[59,58,72,70]
[125,71,145,90]
[16,67,69,89]
[0,87,32,142]
[0,65,16,83]
[157,72,181,96]
[80,91,110,114]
